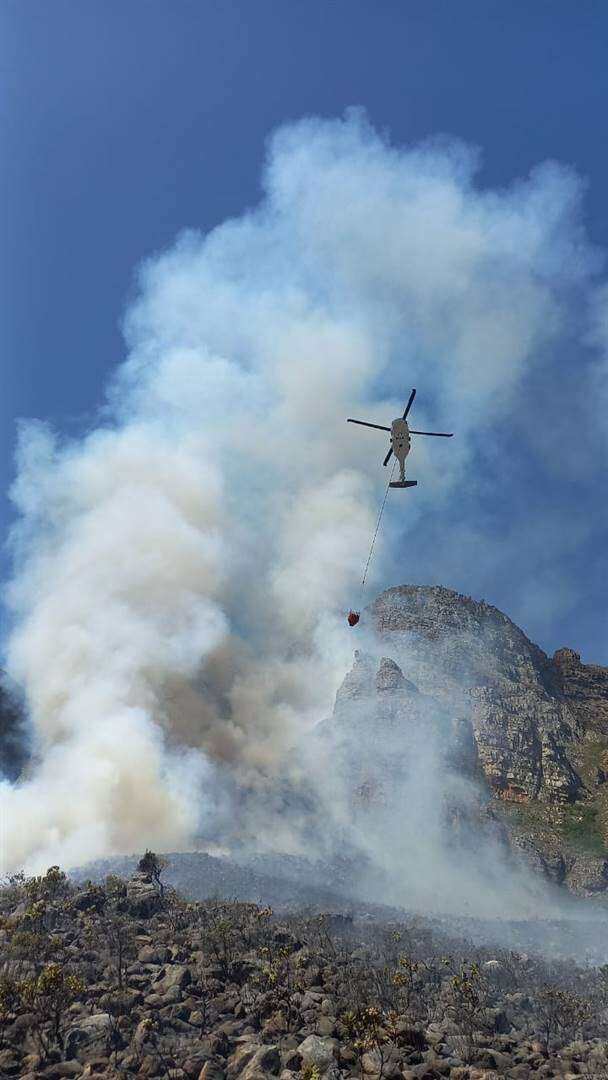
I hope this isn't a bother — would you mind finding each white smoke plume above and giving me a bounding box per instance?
[1,110,606,889]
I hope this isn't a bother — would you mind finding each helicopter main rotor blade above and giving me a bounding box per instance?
[383,447,393,467]
[409,430,453,437]
[403,388,416,419]
[347,419,391,431]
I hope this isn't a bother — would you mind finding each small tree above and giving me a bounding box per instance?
[0,970,21,1048]
[138,850,168,899]
[253,944,303,1032]
[536,985,593,1053]
[25,866,68,904]
[99,912,136,990]
[19,963,84,1057]
[341,1004,391,1075]
[443,960,488,1063]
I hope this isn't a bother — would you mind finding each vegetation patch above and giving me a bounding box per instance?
[494,796,607,857]
[556,803,606,854]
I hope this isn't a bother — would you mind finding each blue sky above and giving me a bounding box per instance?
[2,0,608,661]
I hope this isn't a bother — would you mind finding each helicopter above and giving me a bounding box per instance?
[347,388,453,487]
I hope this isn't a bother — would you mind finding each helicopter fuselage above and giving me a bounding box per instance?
[391,418,411,480]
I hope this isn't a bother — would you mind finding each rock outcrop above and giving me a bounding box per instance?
[365,586,587,804]
[324,649,483,805]
[553,647,608,734]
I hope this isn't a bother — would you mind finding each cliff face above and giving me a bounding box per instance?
[333,585,608,895]
[553,647,608,735]
[366,586,587,805]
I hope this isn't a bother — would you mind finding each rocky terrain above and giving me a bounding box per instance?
[72,850,608,966]
[2,861,608,1080]
[354,587,608,897]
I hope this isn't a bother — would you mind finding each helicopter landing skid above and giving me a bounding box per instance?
[390,480,417,489]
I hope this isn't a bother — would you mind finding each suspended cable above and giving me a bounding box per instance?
[362,457,397,589]
[348,461,397,626]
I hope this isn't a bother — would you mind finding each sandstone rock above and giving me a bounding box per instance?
[297,1034,336,1071]
[183,1051,214,1078]
[64,1012,112,1061]
[153,963,192,994]
[468,685,581,802]
[300,990,322,1010]
[553,648,608,734]
[126,872,163,918]
[138,1053,165,1076]
[474,1047,512,1070]
[227,1043,261,1078]
[281,1049,302,1071]
[240,1045,281,1078]
[98,987,142,1012]
[0,1048,21,1076]
[198,1065,226,1080]
[71,887,106,912]
[316,1015,336,1036]
[145,985,182,1006]
[40,1063,83,1078]
[139,944,172,964]
[361,1048,384,1073]
[20,1054,42,1073]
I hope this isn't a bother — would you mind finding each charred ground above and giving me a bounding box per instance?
[2,860,608,1079]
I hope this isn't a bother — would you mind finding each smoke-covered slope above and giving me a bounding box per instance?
[0,674,26,781]
[355,585,608,895]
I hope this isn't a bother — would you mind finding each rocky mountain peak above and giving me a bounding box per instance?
[367,584,560,697]
[330,584,608,895]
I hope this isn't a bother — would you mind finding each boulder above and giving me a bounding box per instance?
[64,1012,113,1061]
[297,1035,336,1071]
[139,944,172,964]
[227,1042,261,1078]
[199,1065,227,1080]
[126,872,162,918]
[39,1064,83,1079]
[240,1045,281,1078]
[153,963,192,994]
[0,1048,21,1076]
